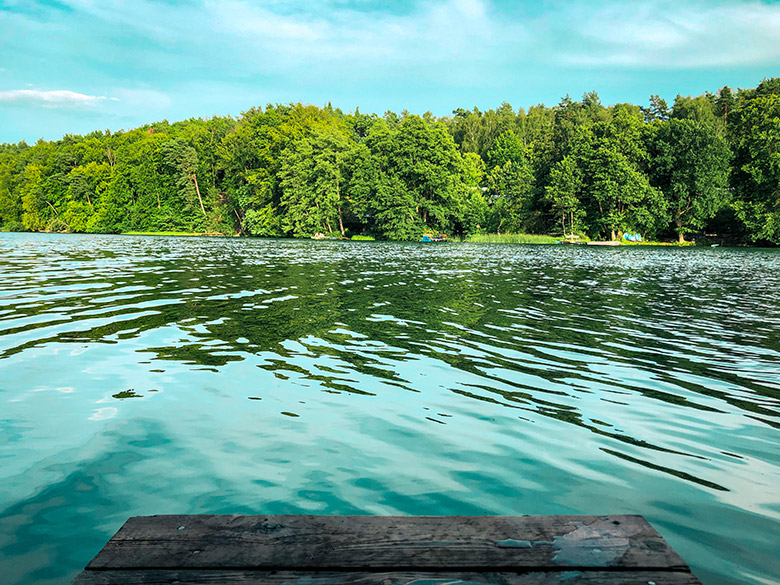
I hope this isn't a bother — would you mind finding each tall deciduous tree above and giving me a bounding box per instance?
[545,155,583,238]
[486,130,525,169]
[484,130,534,233]
[729,93,780,244]
[386,115,467,233]
[648,119,731,242]
[160,139,206,216]
[671,94,719,129]
[0,149,25,231]
[584,146,666,240]
[278,125,355,236]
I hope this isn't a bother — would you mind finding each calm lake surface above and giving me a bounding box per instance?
[0,232,778,585]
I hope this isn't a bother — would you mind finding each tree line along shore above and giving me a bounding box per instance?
[0,78,778,245]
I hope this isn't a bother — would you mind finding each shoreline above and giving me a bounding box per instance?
[0,229,766,247]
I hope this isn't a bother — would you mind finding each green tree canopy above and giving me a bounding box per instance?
[648,119,731,242]
[0,78,777,244]
[729,93,780,243]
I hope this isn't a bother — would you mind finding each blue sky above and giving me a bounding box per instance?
[1,0,778,143]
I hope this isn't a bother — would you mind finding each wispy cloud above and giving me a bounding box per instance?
[0,89,116,108]
[21,0,524,81]
[195,0,527,87]
[1,0,777,142]
[556,0,780,68]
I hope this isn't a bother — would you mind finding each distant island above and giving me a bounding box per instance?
[1,78,778,245]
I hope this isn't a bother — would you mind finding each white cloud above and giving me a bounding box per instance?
[207,0,325,42]
[0,89,116,108]
[557,1,780,68]
[39,0,779,74]
[196,0,526,85]
[4,1,525,92]
[3,0,776,142]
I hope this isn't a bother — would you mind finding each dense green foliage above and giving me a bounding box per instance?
[1,79,778,243]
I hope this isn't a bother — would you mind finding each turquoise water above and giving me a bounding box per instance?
[0,232,778,585]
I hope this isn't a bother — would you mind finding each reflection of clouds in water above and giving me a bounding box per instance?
[0,419,173,585]
[32,386,74,393]
[717,454,780,519]
[89,407,117,421]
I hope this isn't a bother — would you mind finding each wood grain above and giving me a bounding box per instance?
[86,515,687,571]
[72,569,702,585]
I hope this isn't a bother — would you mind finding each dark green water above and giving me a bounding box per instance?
[0,232,778,585]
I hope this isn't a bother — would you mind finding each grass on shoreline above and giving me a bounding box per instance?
[114,230,697,246]
[621,239,696,246]
[467,232,700,246]
[466,233,563,244]
[122,231,223,236]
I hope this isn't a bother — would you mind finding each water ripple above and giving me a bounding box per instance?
[0,233,779,585]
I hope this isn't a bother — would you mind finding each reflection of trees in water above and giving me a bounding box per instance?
[3,242,779,492]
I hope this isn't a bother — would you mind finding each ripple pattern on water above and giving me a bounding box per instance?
[0,232,778,585]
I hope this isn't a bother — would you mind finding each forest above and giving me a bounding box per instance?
[0,78,778,244]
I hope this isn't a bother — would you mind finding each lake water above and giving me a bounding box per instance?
[0,232,778,585]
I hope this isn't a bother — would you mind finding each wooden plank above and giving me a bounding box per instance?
[86,515,688,571]
[72,569,702,585]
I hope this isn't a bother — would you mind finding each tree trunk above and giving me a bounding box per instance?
[611,230,616,241]
[676,220,684,243]
[336,180,345,236]
[569,210,574,238]
[192,173,206,216]
[45,201,70,230]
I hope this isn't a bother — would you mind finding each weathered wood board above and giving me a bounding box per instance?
[71,515,702,585]
[72,570,703,585]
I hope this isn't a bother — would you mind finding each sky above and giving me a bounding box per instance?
[0,0,778,143]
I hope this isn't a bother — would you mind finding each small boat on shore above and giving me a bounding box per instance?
[587,240,621,246]
[420,233,447,242]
